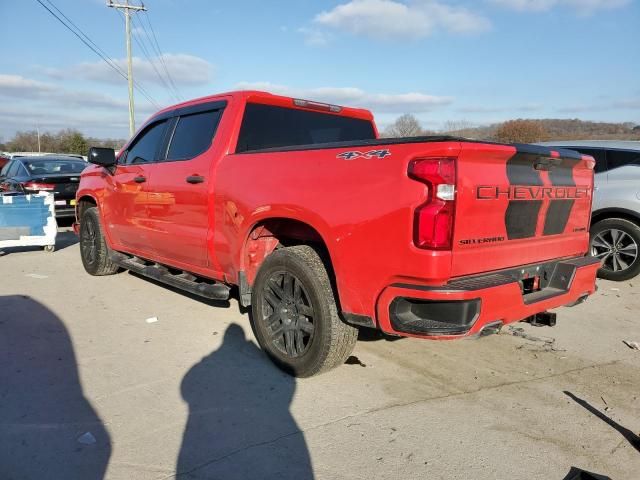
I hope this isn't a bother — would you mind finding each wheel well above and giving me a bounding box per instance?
[77,196,97,220]
[592,209,640,227]
[240,218,334,305]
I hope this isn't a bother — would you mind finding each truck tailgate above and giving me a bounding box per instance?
[451,142,594,277]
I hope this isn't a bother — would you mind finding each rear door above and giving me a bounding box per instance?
[451,143,594,277]
[142,103,224,268]
[101,119,169,254]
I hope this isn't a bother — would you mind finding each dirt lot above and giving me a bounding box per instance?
[1,230,639,480]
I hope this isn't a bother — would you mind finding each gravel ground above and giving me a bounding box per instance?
[1,230,639,479]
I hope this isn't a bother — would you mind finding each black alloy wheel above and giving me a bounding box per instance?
[260,271,315,358]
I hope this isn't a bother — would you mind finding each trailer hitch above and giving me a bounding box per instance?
[524,311,557,327]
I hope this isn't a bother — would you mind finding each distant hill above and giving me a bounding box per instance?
[445,119,640,142]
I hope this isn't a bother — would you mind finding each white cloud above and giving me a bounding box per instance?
[557,98,640,113]
[0,74,152,111]
[488,0,631,14]
[0,74,53,96]
[297,27,331,46]
[0,74,159,138]
[313,0,491,40]
[235,81,453,113]
[613,98,640,110]
[46,53,213,87]
[458,103,543,113]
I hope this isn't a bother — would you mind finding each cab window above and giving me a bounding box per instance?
[123,121,167,164]
[607,149,640,170]
[166,110,222,161]
[236,103,376,153]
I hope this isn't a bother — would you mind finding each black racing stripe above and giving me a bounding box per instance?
[544,158,579,235]
[506,153,544,186]
[548,158,580,187]
[505,200,542,239]
[543,200,575,236]
[505,152,544,239]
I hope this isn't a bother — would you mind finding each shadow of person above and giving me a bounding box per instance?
[564,391,640,453]
[176,324,313,479]
[0,295,111,479]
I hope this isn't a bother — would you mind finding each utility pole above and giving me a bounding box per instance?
[107,0,146,137]
[36,125,41,153]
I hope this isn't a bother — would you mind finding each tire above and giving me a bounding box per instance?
[250,245,358,377]
[80,206,119,276]
[44,245,55,253]
[590,218,640,281]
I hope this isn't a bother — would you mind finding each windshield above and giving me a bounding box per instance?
[23,159,87,175]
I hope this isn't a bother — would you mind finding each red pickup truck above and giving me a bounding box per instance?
[76,90,599,376]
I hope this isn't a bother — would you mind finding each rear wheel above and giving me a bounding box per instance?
[250,245,358,377]
[80,206,119,276]
[590,218,640,281]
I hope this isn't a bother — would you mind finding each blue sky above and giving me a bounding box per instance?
[1,0,638,139]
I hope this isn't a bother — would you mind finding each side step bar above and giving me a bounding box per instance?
[109,252,230,301]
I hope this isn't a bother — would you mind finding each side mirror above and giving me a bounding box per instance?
[88,147,116,167]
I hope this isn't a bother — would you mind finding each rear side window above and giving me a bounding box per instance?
[236,103,376,153]
[566,148,607,173]
[7,161,21,177]
[24,160,86,174]
[124,120,167,164]
[166,110,221,161]
[1,161,14,176]
[607,150,640,170]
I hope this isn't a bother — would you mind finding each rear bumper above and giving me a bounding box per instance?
[376,255,599,339]
[54,206,76,218]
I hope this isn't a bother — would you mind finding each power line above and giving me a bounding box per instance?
[34,0,160,110]
[129,13,181,103]
[140,10,182,101]
[35,0,126,82]
[116,9,176,102]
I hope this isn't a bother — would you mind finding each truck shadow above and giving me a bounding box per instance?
[0,295,111,480]
[357,327,404,342]
[175,324,313,479]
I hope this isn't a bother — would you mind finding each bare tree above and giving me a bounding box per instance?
[383,114,424,138]
[442,120,477,138]
[493,119,548,143]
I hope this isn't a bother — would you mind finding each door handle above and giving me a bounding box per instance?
[186,175,205,184]
[133,176,146,183]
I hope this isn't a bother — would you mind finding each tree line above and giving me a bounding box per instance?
[0,129,126,156]
[382,114,640,143]
[1,116,638,155]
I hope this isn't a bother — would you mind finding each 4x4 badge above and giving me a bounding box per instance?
[337,149,391,160]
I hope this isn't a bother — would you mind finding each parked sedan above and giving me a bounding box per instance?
[0,156,88,218]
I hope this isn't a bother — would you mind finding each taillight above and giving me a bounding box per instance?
[408,157,456,250]
[582,154,596,170]
[23,182,55,191]
[293,98,342,113]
